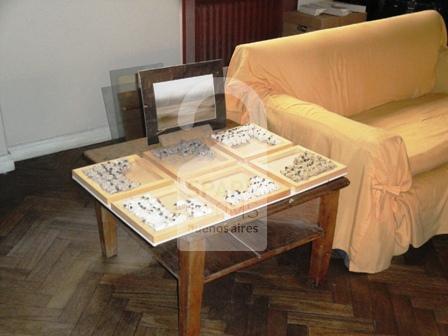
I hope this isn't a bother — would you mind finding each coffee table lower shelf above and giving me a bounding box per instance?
[141,216,323,283]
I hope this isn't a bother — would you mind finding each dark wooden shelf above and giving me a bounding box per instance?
[150,217,322,283]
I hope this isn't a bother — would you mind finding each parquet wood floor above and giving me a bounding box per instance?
[0,143,447,336]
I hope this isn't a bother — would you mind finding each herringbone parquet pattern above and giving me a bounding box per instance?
[0,144,447,336]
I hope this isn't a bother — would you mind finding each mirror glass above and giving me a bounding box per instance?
[153,74,217,131]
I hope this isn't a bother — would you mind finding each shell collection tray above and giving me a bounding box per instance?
[143,139,235,179]
[111,183,224,244]
[186,165,290,215]
[149,138,214,159]
[72,155,171,205]
[250,145,347,193]
[211,124,293,161]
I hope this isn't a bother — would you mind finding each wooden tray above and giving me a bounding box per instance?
[250,145,347,193]
[111,183,225,245]
[143,140,236,179]
[186,165,290,216]
[211,124,293,161]
[72,154,172,205]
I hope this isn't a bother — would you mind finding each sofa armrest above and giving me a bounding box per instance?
[264,94,409,165]
[264,94,413,272]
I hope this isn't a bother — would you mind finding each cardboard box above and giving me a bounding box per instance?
[283,11,367,36]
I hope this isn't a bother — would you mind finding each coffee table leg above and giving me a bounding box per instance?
[94,201,118,258]
[309,190,340,286]
[178,238,205,336]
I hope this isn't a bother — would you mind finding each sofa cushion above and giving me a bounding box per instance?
[351,93,448,176]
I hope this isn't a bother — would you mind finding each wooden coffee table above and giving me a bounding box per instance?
[84,131,349,336]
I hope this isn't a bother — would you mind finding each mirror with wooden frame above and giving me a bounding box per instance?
[138,59,226,145]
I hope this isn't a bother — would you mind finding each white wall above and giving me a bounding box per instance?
[0,109,8,156]
[0,0,181,167]
[0,109,14,173]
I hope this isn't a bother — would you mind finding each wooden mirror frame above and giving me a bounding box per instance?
[138,59,226,145]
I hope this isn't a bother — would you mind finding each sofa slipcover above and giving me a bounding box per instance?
[225,10,448,273]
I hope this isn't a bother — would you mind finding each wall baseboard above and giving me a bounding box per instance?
[8,127,112,162]
[0,154,15,174]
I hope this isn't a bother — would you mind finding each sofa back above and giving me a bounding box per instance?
[226,10,447,117]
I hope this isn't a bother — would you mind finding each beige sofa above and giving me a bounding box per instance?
[225,10,448,273]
